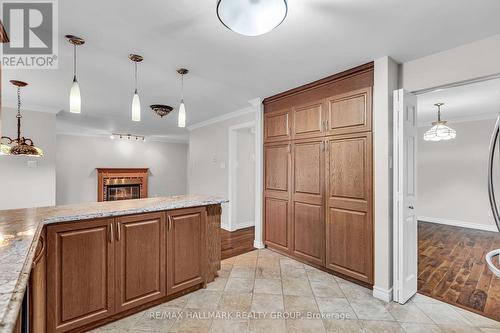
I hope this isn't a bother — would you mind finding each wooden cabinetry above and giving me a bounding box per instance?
[40,206,216,333]
[47,219,115,333]
[263,63,374,286]
[166,207,206,295]
[115,212,165,312]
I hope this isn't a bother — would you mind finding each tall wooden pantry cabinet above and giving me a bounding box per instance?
[263,63,374,286]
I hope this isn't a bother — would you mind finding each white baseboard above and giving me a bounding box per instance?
[373,286,393,302]
[418,216,498,232]
[220,223,231,231]
[253,240,265,249]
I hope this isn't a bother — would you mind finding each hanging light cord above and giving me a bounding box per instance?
[16,86,22,141]
[437,104,441,122]
[134,61,138,93]
[73,44,77,78]
[181,73,184,101]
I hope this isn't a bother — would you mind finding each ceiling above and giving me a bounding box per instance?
[3,0,500,140]
[418,77,500,125]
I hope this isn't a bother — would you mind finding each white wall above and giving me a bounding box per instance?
[0,108,56,210]
[235,127,255,227]
[373,56,399,302]
[56,134,188,205]
[401,34,500,92]
[418,119,498,231]
[188,111,255,229]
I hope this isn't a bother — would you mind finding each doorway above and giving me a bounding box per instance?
[393,77,500,321]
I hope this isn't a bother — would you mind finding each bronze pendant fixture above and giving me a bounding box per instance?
[0,80,44,157]
[150,104,173,118]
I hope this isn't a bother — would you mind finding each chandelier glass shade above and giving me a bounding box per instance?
[216,0,288,36]
[0,80,44,157]
[423,103,456,142]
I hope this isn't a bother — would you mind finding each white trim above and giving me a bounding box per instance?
[418,216,498,232]
[187,106,254,131]
[253,240,265,249]
[228,120,256,232]
[222,220,255,232]
[373,286,393,302]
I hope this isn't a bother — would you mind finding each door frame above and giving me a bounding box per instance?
[227,120,256,232]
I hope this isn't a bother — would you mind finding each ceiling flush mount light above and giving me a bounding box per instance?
[0,80,43,157]
[423,103,457,142]
[216,0,288,36]
[110,133,146,142]
[129,54,143,122]
[66,35,85,114]
[150,104,173,118]
[177,68,188,128]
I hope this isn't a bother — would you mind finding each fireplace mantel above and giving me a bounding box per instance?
[96,168,149,202]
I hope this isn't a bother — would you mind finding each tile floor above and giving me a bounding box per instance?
[90,249,500,333]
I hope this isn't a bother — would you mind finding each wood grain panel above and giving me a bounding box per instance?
[293,202,324,265]
[326,87,372,135]
[115,213,165,312]
[30,229,46,333]
[326,208,372,283]
[166,208,206,295]
[265,143,290,195]
[264,198,289,251]
[264,108,291,142]
[293,140,322,197]
[292,101,324,139]
[47,219,114,333]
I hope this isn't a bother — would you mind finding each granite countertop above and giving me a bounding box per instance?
[0,194,227,333]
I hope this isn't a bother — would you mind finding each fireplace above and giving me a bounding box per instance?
[96,168,148,202]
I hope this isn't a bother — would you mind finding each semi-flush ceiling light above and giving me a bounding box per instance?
[66,35,85,113]
[177,68,188,128]
[129,54,143,122]
[216,0,288,36]
[0,80,43,157]
[423,103,457,142]
[150,104,173,118]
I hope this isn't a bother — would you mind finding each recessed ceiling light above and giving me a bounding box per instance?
[216,0,288,37]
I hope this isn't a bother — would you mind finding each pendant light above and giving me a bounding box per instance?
[216,0,288,36]
[129,54,143,122]
[177,68,188,128]
[0,80,43,157]
[66,35,85,113]
[423,103,457,142]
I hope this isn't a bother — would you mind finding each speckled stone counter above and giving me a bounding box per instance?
[0,195,227,333]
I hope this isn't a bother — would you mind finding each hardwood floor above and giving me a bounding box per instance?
[418,221,500,321]
[221,227,255,259]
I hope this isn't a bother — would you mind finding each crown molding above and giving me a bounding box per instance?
[187,105,257,131]
[418,112,498,127]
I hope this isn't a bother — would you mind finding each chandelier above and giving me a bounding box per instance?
[0,80,44,157]
[423,103,456,142]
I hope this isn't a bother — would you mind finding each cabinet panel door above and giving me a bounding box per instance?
[291,139,325,265]
[326,87,372,135]
[115,213,165,312]
[166,207,206,295]
[264,143,291,198]
[292,101,324,139]
[47,219,114,333]
[264,197,289,252]
[325,133,373,283]
[264,108,291,142]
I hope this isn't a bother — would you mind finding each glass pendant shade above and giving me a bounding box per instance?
[0,144,11,155]
[69,76,81,113]
[423,122,457,142]
[178,100,186,128]
[132,90,141,122]
[217,0,288,36]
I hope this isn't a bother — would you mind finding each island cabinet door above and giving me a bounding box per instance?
[166,207,206,295]
[47,218,115,333]
[115,212,166,313]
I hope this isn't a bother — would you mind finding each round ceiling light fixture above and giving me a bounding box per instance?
[216,0,288,37]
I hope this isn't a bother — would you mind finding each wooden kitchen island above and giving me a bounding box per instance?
[0,195,226,333]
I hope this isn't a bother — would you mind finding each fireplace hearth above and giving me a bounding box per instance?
[96,168,148,202]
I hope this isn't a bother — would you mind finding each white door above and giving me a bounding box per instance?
[393,89,418,304]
